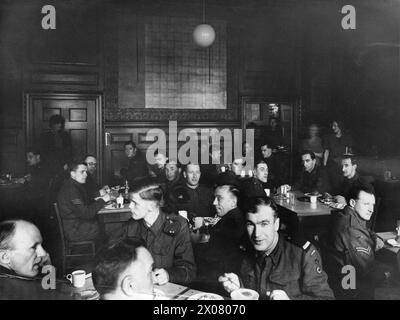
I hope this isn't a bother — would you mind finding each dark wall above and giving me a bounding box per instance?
[1,0,400,174]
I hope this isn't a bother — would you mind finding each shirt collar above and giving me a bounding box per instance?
[141,210,166,234]
[256,234,282,266]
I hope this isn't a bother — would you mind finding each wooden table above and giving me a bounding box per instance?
[97,204,131,240]
[376,232,400,276]
[0,272,206,300]
[274,191,332,240]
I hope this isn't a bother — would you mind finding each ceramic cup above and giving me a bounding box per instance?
[66,270,86,288]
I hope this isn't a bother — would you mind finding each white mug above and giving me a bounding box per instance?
[248,170,253,177]
[67,270,86,288]
[240,170,246,178]
[221,166,226,173]
[310,195,317,204]
[264,188,270,197]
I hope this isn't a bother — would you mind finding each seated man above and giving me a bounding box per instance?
[259,141,284,187]
[148,152,168,183]
[333,155,372,204]
[170,163,215,218]
[163,160,184,211]
[17,147,51,204]
[218,196,334,300]
[120,141,148,188]
[322,183,391,299]
[231,157,245,177]
[83,154,110,201]
[93,238,159,300]
[0,220,51,278]
[193,185,246,293]
[293,150,330,194]
[57,161,111,243]
[200,144,225,187]
[125,181,196,285]
[241,159,275,198]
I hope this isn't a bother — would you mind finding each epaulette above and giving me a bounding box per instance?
[162,215,182,236]
[287,234,312,252]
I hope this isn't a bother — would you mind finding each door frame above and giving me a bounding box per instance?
[24,92,103,183]
[241,95,302,180]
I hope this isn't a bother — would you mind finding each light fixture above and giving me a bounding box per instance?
[193,0,215,47]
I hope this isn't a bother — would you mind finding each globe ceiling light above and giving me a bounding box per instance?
[193,23,215,47]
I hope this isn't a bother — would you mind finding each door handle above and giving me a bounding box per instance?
[105,132,111,146]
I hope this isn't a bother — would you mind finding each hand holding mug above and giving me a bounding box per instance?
[267,289,290,300]
[152,268,169,285]
[102,193,112,203]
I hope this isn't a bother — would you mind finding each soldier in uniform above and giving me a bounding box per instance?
[219,196,334,300]
[83,154,110,201]
[125,181,196,286]
[322,183,391,299]
[57,162,111,243]
[169,163,215,218]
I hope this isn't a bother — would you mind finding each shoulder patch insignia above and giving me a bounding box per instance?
[163,218,181,236]
[71,199,83,205]
[355,246,371,255]
[302,241,311,251]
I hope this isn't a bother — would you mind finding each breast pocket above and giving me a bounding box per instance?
[151,236,174,268]
[268,268,301,295]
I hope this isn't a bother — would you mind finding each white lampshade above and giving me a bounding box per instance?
[193,24,215,47]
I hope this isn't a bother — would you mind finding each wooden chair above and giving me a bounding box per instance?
[52,203,96,275]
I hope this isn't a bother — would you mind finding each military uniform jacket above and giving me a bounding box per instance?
[324,205,386,298]
[126,211,196,285]
[171,184,215,218]
[294,165,331,194]
[240,236,334,300]
[198,207,246,276]
[57,178,104,241]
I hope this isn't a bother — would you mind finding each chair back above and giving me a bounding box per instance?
[52,202,67,272]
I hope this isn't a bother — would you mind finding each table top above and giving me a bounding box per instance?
[0,272,208,300]
[377,231,400,254]
[274,191,332,217]
[98,203,131,215]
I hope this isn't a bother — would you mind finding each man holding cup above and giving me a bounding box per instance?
[218,196,334,300]
[192,184,246,294]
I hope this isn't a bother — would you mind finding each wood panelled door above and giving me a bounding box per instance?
[25,93,103,182]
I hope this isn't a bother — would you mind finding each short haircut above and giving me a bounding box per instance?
[332,120,345,131]
[183,162,200,173]
[340,155,358,165]
[301,150,316,160]
[254,159,268,169]
[68,161,87,172]
[165,159,181,168]
[124,141,136,148]
[216,184,240,200]
[26,146,41,156]
[92,238,147,296]
[130,180,164,206]
[49,114,65,127]
[260,141,272,149]
[347,182,375,203]
[243,196,279,219]
[83,154,96,162]
[0,220,17,250]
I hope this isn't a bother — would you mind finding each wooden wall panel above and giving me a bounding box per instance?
[103,122,241,184]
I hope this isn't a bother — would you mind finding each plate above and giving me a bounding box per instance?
[187,292,224,300]
[104,204,116,210]
[304,193,322,197]
[75,289,100,300]
[387,239,400,247]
